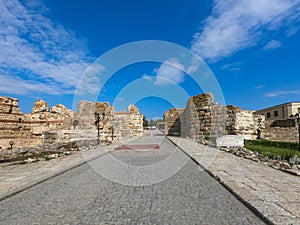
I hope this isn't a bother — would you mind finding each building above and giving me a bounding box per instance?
[256,102,300,120]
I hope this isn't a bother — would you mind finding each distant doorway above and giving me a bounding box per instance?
[73,120,80,130]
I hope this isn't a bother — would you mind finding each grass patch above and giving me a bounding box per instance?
[245,145,300,162]
[245,139,299,150]
[44,156,52,161]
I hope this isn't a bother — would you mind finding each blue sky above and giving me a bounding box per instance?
[0,0,300,119]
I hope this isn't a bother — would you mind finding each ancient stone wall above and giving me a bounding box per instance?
[0,97,73,148]
[261,127,298,142]
[165,93,265,142]
[0,96,144,148]
[225,106,264,140]
[127,104,144,137]
[23,100,73,146]
[0,97,30,147]
[113,112,130,138]
[66,100,114,142]
[164,108,184,136]
[269,119,295,128]
[180,93,227,141]
[260,118,299,142]
[69,101,144,141]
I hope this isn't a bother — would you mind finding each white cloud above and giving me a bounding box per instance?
[191,0,300,61]
[263,40,282,50]
[75,63,105,95]
[0,0,94,95]
[0,73,71,95]
[264,90,300,97]
[154,58,185,85]
[254,85,265,89]
[142,74,153,81]
[221,63,241,71]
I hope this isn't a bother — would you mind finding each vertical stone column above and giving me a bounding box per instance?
[164,108,184,136]
[0,97,29,148]
[127,104,144,137]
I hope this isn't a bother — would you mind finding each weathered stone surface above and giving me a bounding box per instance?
[0,96,22,115]
[164,108,184,136]
[0,96,144,155]
[219,146,297,170]
[165,93,265,143]
[31,100,49,114]
[70,101,144,142]
[51,104,72,116]
[0,97,29,148]
[127,104,143,137]
[262,127,298,142]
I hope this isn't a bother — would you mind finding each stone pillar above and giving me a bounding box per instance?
[164,108,184,136]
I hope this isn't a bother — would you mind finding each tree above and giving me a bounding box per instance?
[142,115,148,129]
[149,119,155,126]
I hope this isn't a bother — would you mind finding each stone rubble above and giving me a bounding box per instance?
[165,92,299,143]
[219,146,300,176]
[169,136,300,225]
[0,96,144,162]
[165,93,265,142]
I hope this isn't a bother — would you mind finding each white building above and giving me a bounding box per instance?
[256,102,300,120]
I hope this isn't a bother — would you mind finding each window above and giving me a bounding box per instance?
[267,112,271,118]
[274,111,278,117]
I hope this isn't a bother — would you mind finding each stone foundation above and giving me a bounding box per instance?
[0,96,144,149]
[165,93,265,143]
[262,127,298,142]
[164,108,184,136]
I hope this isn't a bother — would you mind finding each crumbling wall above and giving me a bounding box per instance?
[260,119,298,142]
[113,106,144,139]
[70,100,114,142]
[113,112,130,138]
[23,100,73,146]
[165,93,265,142]
[164,108,184,136]
[127,104,144,137]
[0,96,144,149]
[0,97,73,148]
[0,97,31,148]
[71,101,143,141]
[261,127,298,142]
[225,106,264,140]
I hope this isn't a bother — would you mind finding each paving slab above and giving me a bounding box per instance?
[0,133,265,224]
[0,138,136,201]
[168,136,300,225]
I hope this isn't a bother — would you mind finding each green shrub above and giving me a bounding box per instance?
[244,139,299,150]
[245,145,300,162]
[205,136,217,144]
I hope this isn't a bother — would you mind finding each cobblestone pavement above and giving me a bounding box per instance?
[168,136,300,225]
[0,130,264,224]
[0,138,136,200]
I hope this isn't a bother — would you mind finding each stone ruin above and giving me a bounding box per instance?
[164,93,300,174]
[0,96,144,150]
[164,93,265,143]
[63,101,144,143]
[0,97,74,148]
[0,96,27,148]
[165,93,299,143]
[164,108,184,136]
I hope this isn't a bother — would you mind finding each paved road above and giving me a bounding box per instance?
[0,130,265,224]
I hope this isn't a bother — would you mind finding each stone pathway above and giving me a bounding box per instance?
[0,133,264,225]
[168,136,300,225]
[0,138,136,201]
